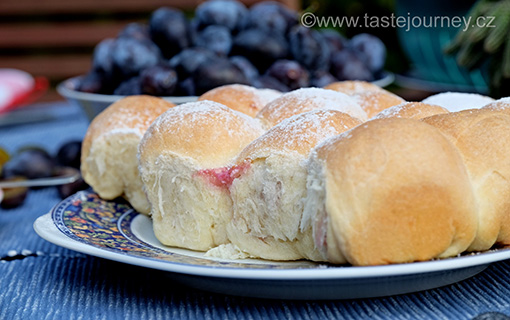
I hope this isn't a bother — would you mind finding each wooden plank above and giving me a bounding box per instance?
[0,22,132,48]
[0,0,198,15]
[0,0,299,15]
[0,55,91,79]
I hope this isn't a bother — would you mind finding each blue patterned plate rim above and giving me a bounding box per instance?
[34,190,510,280]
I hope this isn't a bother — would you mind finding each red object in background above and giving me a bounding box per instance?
[0,69,48,114]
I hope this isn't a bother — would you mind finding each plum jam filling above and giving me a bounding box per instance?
[196,161,251,190]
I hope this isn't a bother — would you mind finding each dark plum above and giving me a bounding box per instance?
[194,25,232,56]
[78,71,109,94]
[266,59,309,90]
[254,75,290,92]
[149,7,191,58]
[289,26,330,71]
[232,29,288,72]
[349,33,386,73]
[118,23,151,41]
[114,77,142,95]
[310,70,338,87]
[193,57,249,95]
[140,65,178,96]
[169,48,218,79]
[246,2,298,36]
[56,141,82,169]
[92,38,117,82]
[173,77,196,96]
[330,49,374,82]
[112,37,161,78]
[1,148,54,180]
[194,0,247,33]
[55,167,89,199]
[0,177,28,209]
[321,29,347,57]
[230,56,259,81]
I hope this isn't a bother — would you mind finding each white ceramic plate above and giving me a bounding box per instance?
[34,190,510,300]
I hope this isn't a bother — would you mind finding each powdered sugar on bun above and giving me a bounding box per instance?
[140,100,265,168]
[227,109,361,261]
[372,102,449,120]
[482,97,510,113]
[237,109,362,161]
[422,92,494,112]
[324,80,384,95]
[256,87,367,127]
[81,95,175,215]
[352,90,405,118]
[198,84,281,117]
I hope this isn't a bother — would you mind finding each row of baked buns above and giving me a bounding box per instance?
[81,81,510,266]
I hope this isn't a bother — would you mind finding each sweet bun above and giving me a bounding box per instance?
[422,92,494,112]
[256,87,367,127]
[352,90,405,118]
[198,84,282,117]
[303,118,477,265]
[81,95,175,214]
[227,110,362,261]
[372,102,449,120]
[482,97,510,114]
[422,109,510,251]
[138,101,265,251]
[324,80,384,95]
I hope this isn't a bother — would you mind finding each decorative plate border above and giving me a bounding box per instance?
[51,190,325,269]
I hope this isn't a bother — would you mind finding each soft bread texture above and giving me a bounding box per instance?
[227,110,361,261]
[422,109,510,251]
[324,80,384,95]
[352,90,405,118]
[303,118,477,265]
[422,92,494,112]
[138,101,265,251]
[198,84,281,117]
[81,95,175,214]
[256,87,367,127]
[372,102,449,120]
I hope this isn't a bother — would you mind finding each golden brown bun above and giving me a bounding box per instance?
[304,118,477,265]
[227,110,362,261]
[138,101,265,251]
[372,102,449,120]
[324,80,384,95]
[422,92,494,112]
[422,109,510,251]
[140,100,265,168]
[198,84,281,117]
[352,90,405,118]
[81,95,175,214]
[482,97,510,114]
[256,87,367,128]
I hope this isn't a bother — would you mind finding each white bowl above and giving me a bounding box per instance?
[58,72,394,122]
[57,76,198,121]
